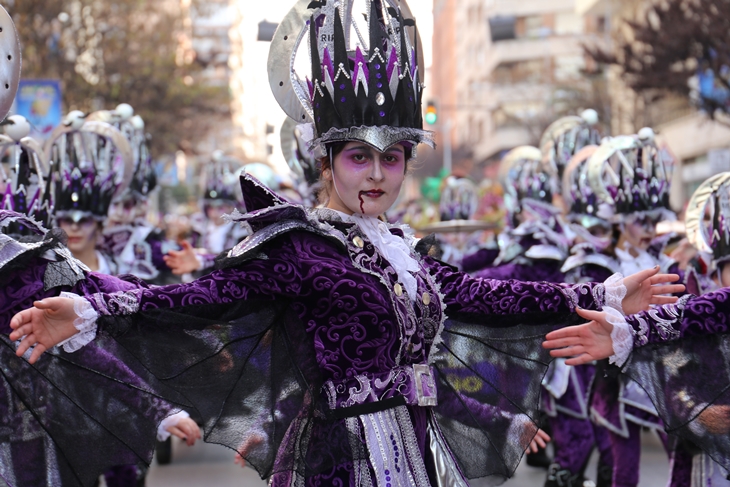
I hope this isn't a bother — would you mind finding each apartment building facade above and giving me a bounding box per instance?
[432,0,607,175]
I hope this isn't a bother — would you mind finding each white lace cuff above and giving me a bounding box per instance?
[605,306,633,367]
[604,273,627,315]
[194,253,206,271]
[57,292,99,352]
[157,410,191,441]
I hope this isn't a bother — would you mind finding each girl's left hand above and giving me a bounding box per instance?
[621,267,684,315]
[542,308,614,365]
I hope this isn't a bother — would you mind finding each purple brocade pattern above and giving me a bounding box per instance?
[460,247,499,274]
[626,287,730,345]
[472,261,566,287]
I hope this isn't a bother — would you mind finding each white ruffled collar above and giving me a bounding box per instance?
[333,211,419,301]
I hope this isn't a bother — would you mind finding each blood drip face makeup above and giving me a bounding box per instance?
[325,142,407,217]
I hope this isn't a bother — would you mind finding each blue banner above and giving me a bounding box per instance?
[14,79,63,140]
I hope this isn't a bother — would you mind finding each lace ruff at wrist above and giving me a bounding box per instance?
[157,410,190,441]
[57,292,99,353]
[604,273,627,315]
[605,306,633,367]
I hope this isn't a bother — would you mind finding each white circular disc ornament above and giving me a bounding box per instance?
[5,114,30,141]
[0,6,21,122]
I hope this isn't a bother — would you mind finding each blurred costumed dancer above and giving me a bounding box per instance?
[0,141,199,487]
[543,173,730,484]
[163,151,249,277]
[39,113,196,487]
[463,114,610,487]
[6,1,684,486]
[566,129,689,487]
[648,173,730,486]
[461,146,572,283]
[85,104,182,286]
[527,144,616,487]
[280,117,323,206]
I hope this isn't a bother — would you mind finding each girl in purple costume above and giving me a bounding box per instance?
[0,116,199,487]
[560,132,691,487]
[96,105,183,287]
[5,1,683,486]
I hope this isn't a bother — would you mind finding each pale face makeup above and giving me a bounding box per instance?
[325,142,407,217]
[109,198,146,226]
[621,213,659,252]
[58,216,100,255]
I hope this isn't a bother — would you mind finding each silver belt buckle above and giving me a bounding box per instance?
[413,364,438,407]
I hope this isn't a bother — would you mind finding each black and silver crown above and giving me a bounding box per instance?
[44,112,135,222]
[562,145,614,226]
[540,109,602,183]
[498,146,559,222]
[587,128,674,221]
[88,105,156,201]
[268,0,434,158]
[203,151,242,203]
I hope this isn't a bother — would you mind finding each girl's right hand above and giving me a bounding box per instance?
[9,297,79,364]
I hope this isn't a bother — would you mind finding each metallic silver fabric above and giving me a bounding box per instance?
[426,416,470,487]
[312,125,435,160]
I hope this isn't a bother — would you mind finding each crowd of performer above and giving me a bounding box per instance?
[2,2,730,487]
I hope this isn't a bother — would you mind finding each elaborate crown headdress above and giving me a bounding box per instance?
[587,128,674,221]
[44,113,135,222]
[202,151,243,204]
[685,172,730,265]
[562,145,614,226]
[0,116,53,232]
[540,109,602,183]
[498,146,559,221]
[88,104,156,200]
[268,0,434,159]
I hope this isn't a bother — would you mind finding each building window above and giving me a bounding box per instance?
[488,16,516,42]
[523,15,552,38]
[492,59,545,85]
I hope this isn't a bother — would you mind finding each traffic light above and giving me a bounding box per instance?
[425,101,438,125]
